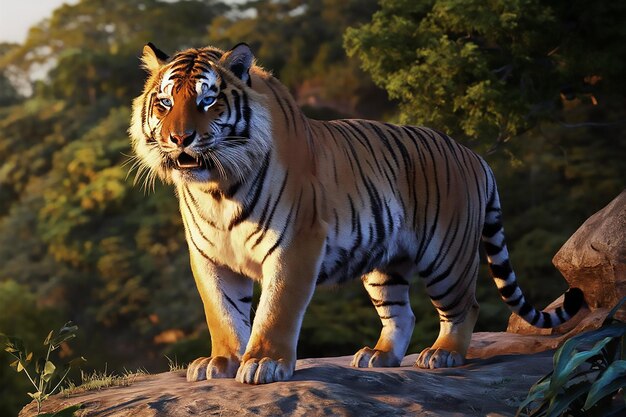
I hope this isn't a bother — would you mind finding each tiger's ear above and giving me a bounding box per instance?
[220,43,254,84]
[141,42,169,73]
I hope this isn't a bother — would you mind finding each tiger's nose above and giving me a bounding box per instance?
[170,131,196,147]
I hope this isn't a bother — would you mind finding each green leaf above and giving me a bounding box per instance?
[42,360,57,382]
[583,360,626,410]
[68,356,87,368]
[544,380,592,417]
[604,296,626,325]
[43,330,55,346]
[517,377,551,412]
[552,323,626,375]
[3,335,25,354]
[28,391,41,399]
[550,337,613,394]
[50,322,78,348]
[36,357,46,374]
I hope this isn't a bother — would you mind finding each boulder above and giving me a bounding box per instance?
[552,190,626,310]
[508,190,626,334]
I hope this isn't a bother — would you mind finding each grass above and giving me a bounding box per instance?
[165,355,186,372]
[62,366,148,396]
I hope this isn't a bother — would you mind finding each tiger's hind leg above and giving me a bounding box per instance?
[415,253,480,369]
[351,265,415,368]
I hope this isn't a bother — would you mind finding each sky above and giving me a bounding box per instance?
[0,0,79,43]
[0,0,245,44]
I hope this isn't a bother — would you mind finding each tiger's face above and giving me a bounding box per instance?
[130,43,271,188]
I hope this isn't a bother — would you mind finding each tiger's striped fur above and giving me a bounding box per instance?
[130,43,584,384]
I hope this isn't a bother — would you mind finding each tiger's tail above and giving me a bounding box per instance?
[481,188,584,328]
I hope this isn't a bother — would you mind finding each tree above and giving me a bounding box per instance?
[209,0,388,118]
[345,0,626,150]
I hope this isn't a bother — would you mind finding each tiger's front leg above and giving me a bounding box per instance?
[186,253,253,382]
[236,226,326,384]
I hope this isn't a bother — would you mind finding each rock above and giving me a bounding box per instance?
[21,333,564,417]
[508,190,626,334]
[552,190,626,310]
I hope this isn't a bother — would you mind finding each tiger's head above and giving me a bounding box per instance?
[129,43,271,188]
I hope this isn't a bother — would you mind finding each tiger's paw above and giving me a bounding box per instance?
[235,357,294,384]
[414,347,465,369]
[351,346,401,368]
[186,356,239,381]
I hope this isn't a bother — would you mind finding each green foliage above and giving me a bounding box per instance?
[345,0,626,149]
[1,322,86,414]
[517,298,626,416]
[210,0,390,118]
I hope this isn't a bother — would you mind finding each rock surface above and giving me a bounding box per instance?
[508,190,626,334]
[20,332,561,417]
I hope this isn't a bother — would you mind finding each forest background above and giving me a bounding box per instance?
[0,0,625,414]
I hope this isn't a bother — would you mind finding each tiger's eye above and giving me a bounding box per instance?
[201,96,216,107]
[160,97,173,107]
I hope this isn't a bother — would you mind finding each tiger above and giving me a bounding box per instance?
[129,42,584,385]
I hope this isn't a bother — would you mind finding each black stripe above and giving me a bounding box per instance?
[541,312,552,328]
[489,260,512,279]
[483,222,502,238]
[223,293,245,317]
[261,201,295,264]
[499,283,517,298]
[183,185,220,229]
[363,178,386,245]
[217,91,231,119]
[181,190,215,246]
[186,224,216,263]
[555,307,566,323]
[370,298,407,307]
[266,82,290,129]
[484,241,503,256]
[367,273,409,286]
[519,302,533,317]
[225,180,241,198]
[252,172,289,248]
[231,90,241,137]
[506,294,524,307]
[241,91,251,138]
[245,193,273,243]
[530,311,541,325]
[228,152,270,230]
[348,195,357,234]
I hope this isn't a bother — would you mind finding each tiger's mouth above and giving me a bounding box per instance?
[174,152,214,170]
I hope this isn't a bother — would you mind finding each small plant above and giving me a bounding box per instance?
[62,366,147,395]
[165,354,185,372]
[517,296,626,416]
[1,321,86,415]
